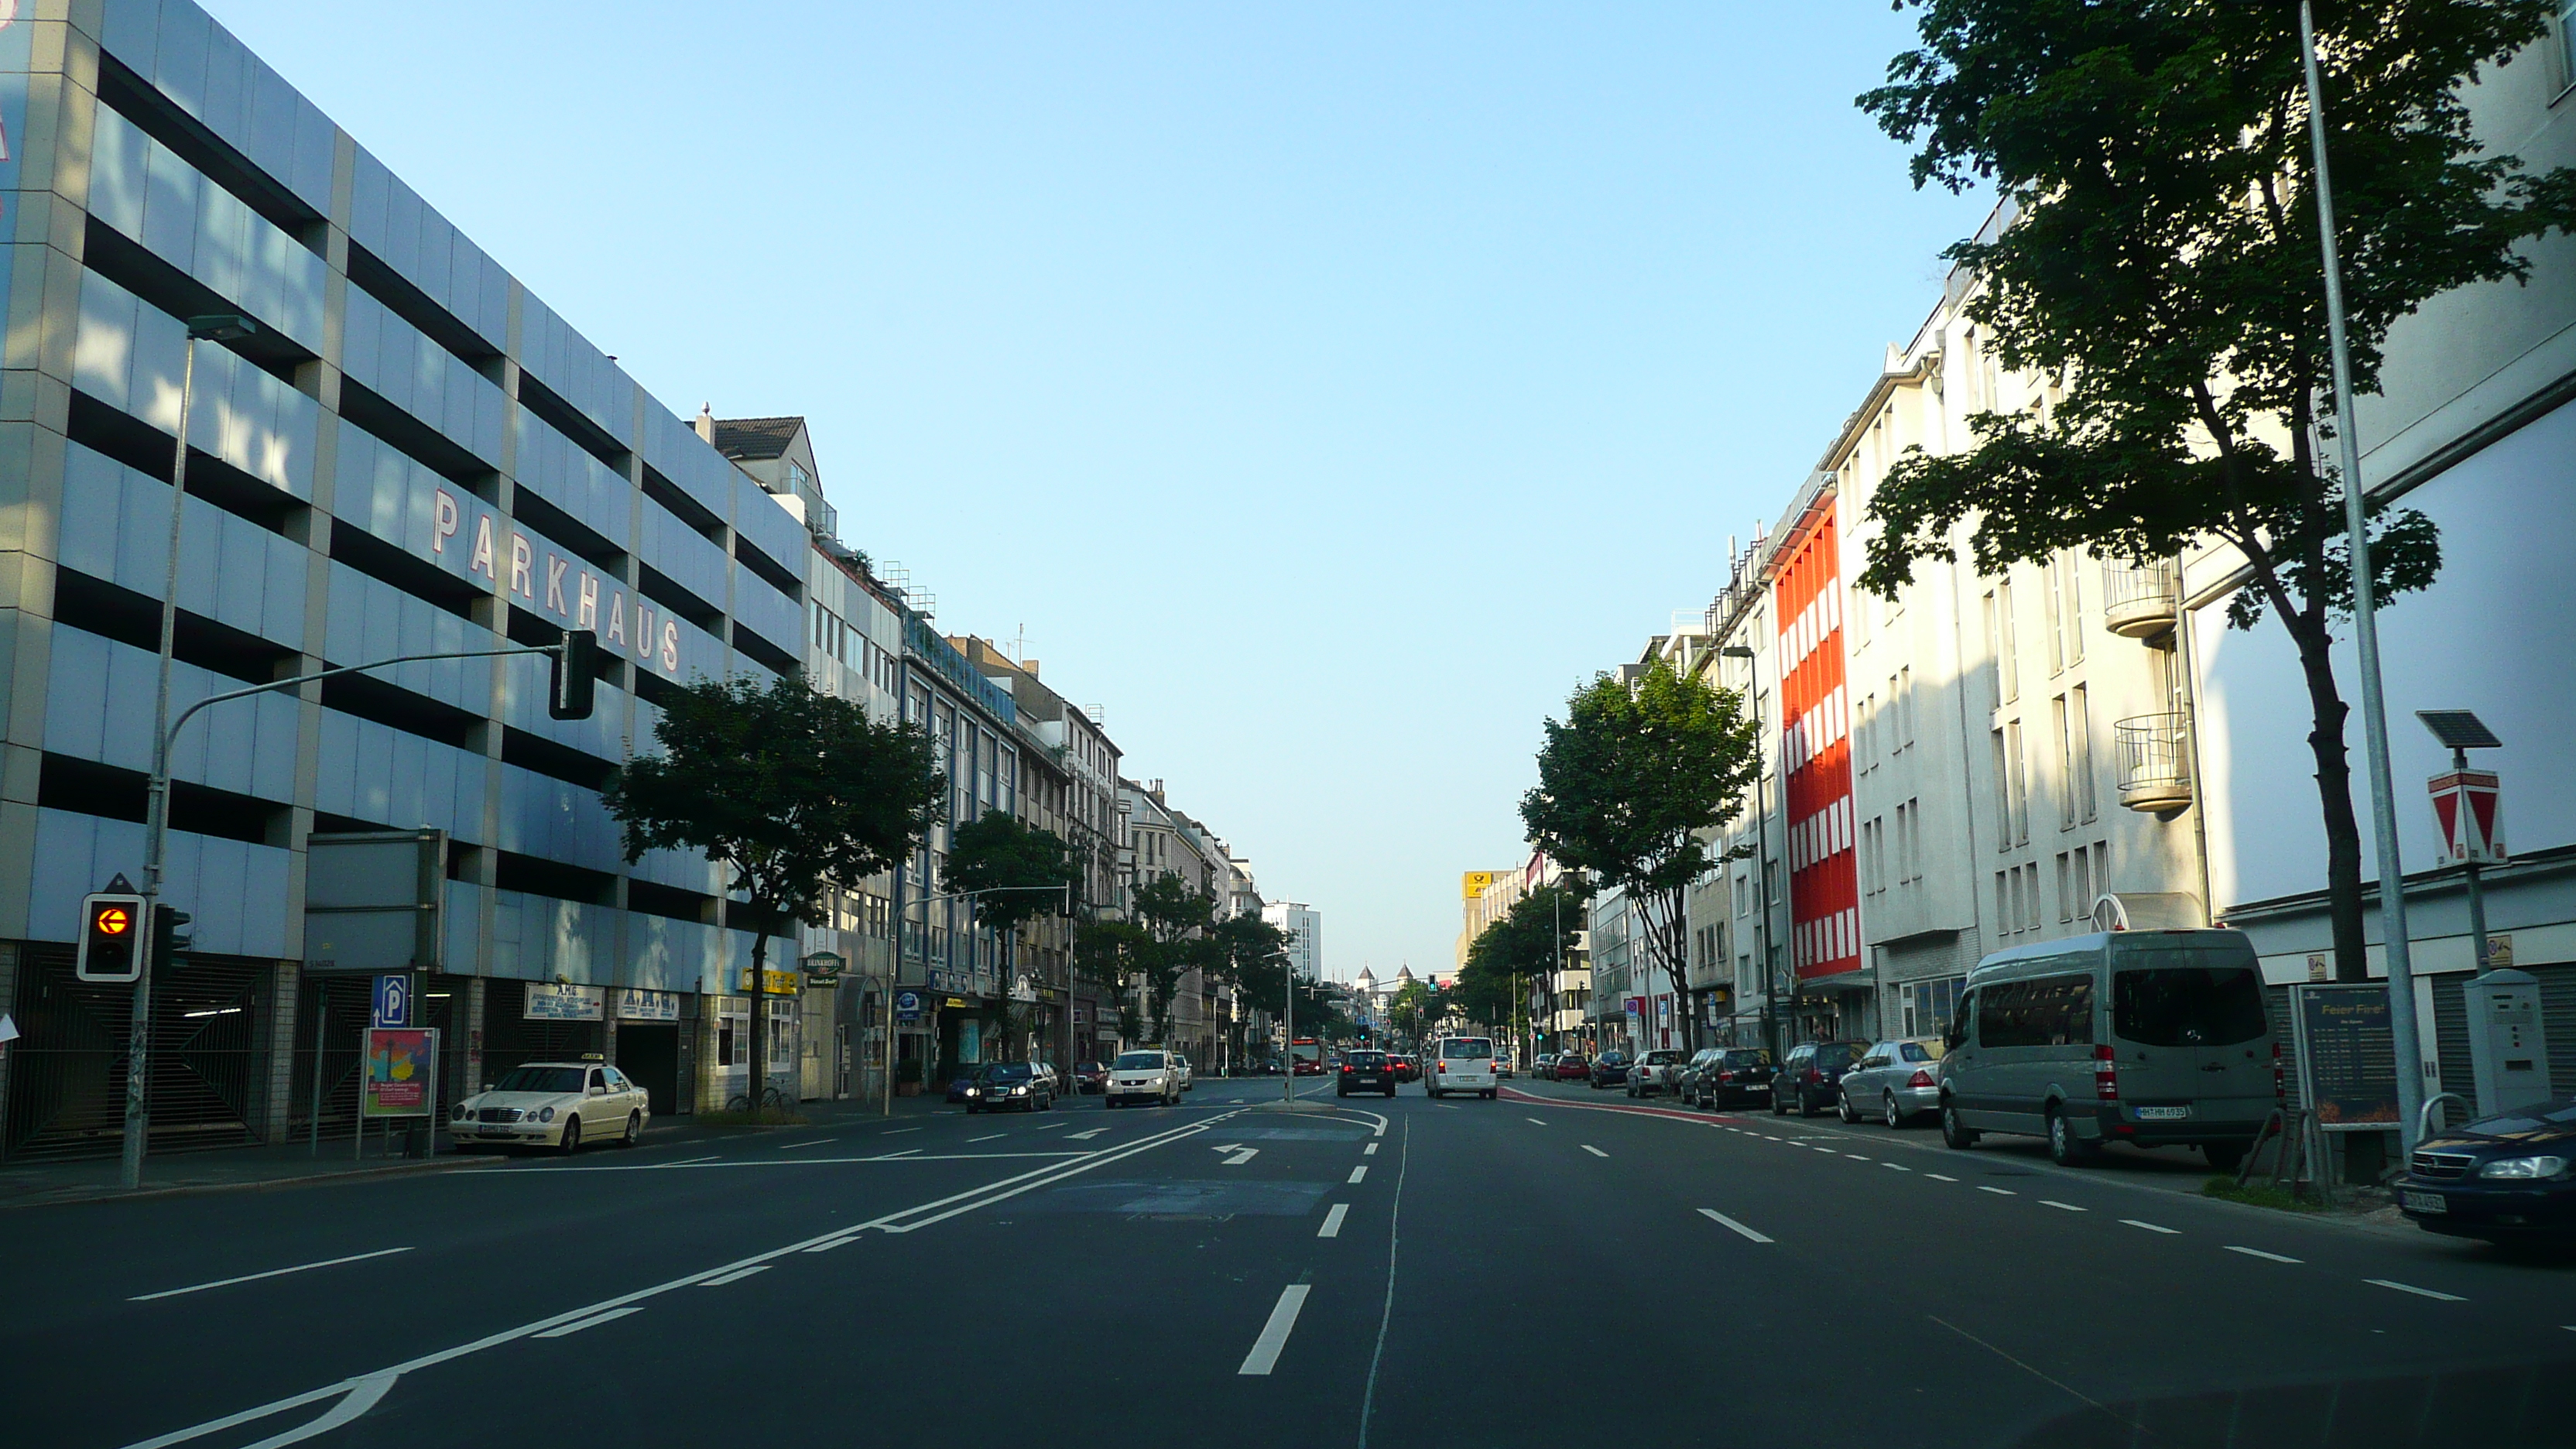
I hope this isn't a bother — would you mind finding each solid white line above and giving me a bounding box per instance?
[967,1133,1005,1142]
[2120,1219,2180,1235]
[1237,1285,1312,1375]
[774,1139,834,1151]
[2040,1201,2087,1213]
[131,1247,415,1302]
[1927,1173,1959,1182]
[1977,1186,2016,1196]
[534,1306,642,1338]
[2365,1279,2466,1302]
[1318,1204,1350,1238]
[700,1266,770,1286]
[880,1126,920,1135]
[1526,1118,1547,1125]
[1581,1145,1608,1158]
[2225,1245,2302,1264]
[1355,1115,1410,1449]
[1363,1142,1379,1156]
[1348,1164,1368,1184]
[646,1155,721,1169]
[1697,1208,1774,1244]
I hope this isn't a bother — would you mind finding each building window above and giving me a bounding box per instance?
[2007,719,2030,846]
[2054,695,2078,830]
[2071,685,2096,822]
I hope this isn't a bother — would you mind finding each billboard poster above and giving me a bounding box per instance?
[2293,984,2400,1132]
[362,1027,438,1118]
[524,982,605,1020]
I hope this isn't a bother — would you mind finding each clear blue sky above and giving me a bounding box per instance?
[206,2,1989,981]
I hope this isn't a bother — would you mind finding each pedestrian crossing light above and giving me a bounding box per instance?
[549,629,598,721]
[77,890,148,983]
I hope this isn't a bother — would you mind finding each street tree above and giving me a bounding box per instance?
[604,673,942,1118]
[1127,875,1220,1046]
[946,814,1081,1060]
[1074,918,1152,1043]
[1521,661,1759,1051]
[1856,0,2576,978]
[1459,882,1588,1040]
[1386,978,1434,1043]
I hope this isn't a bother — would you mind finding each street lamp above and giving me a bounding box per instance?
[1719,643,1780,1060]
[123,312,256,1191]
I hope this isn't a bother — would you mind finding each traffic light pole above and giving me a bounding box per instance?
[122,639,581,1189]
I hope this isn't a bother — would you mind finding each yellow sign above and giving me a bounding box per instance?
[737,968,800,996]
[1462,872,1497,901]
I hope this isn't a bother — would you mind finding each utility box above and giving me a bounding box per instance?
[2464,969,2553,1116]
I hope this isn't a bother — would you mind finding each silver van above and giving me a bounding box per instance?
[1937,929,2277,1169]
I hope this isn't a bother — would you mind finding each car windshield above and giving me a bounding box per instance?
[1442,1040,1493,1059]
[492,1066,585,1094]
[1817,1044,1858,1065]
[2112,957,2268,1046]
[985,1064,1033,1082]
[1900,1041,1945,1062]
[1113,1052,1164,1070]
[1724,1050,1772,1067]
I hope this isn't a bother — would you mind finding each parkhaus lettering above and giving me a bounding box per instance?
[433,487,682,675]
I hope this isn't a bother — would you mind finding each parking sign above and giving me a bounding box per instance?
[372,974,413,1028]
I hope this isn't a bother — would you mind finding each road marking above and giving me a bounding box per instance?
[649,1155,722,1169]
[700,1266,770,1286]
[967,1133,1005,1142]
[1844,1153,1871,1160]
[1067,1127,1109,1140]
[1977,1186,2016,1196]
[1697,1208,1774,1244]
[2119,1219,2180,1235]
[1238,1284,1312,1375]
[1348,1164,1368,1184]
[1032,1119,1070,1129]
[881,1127,920,1135]
[1319,1204,1350,1238]
[131,1246,415,1302]
[1581,1145,1608,1158]
[1364,1142,1379,1155]
[1219,1148,1259,1166]
[1927,1173,1959,1182]
[2040,1201,2087,1212]
[1526,1118,1548,1125]
[775,1139,834,1151]
[534,1306,643,1339]
[1814,1147,1839,1154]
[2225,1246,2302,1264]
[1882,1162,1910,1171]
[2365,1279,2466,1302]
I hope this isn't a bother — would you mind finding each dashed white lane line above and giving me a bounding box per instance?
[700,1266,770,1286]
[1697,1208,1775,1244]
[967,1134,1005,1143]
[2366,1279,2466,1303]
[2039,1201,2087,1213]
[1844,1153,1871,1161]
[1581,1145,1609,1158]
[1882,1162,1910,1172]
[881,1127,921,1136]
[2121,1219,2180,1235]
[535,1306,643,1338]
[1364,1142,1379,1156]
[775,1139,835,1151]
[131,1246,415,1302]
[1977,1186,2016,1196]
[1238,1285,1312,1375]
[1526,1118,1548,1125]
[1032,1119,1070,1130]
[1927,1173,1959,1182]
[2225,1246,2302,1264]
[1348,1165,1368,1184]
[1318,1204,1350,1239]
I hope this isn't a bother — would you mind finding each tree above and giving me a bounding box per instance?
[1210,913,1295,1012]
[1386,978,1435,1043]
[1522,661,1759,1051]
[605,673,943,1118]
[1856,0,2576,978]
[944,814,1080,933]
[1126,875,1219,1046]
[1459,882,1588,1038]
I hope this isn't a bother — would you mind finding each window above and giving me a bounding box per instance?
[2112,961,2266,1046]
[2009,720,2030,845]
[2056,851,2074,922]
[2054,695,2078,830]
[2062,553,2084,666]
[2073,844,2095,918]
[1995,579,2019,703]
[2043,557,2064,675]
[1992,729,2012,846]
[1994,869,2009,931]
[2564,0,2576,82]
[2071,685,2096,822]
[1979,973,2095,1048]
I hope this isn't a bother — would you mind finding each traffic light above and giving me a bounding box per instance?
[77,890,147,983]
[549,629,597,721]
[152,904,193,970]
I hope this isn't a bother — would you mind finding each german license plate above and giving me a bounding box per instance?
[2135,1106,2191,1120]
[2400,1190,2448,1214]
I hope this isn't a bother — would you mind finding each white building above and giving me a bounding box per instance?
[1263,902,1322,985]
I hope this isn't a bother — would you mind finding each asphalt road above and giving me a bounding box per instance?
[4,1076,2571,1449]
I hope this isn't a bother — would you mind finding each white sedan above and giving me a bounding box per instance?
[450,1058,649,1152]
[1105,1050,1181,1108]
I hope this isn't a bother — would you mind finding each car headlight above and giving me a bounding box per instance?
[450,1104,467,1121]
[967,1088,981,1097]
[1011,1085,1028,1096]
[538,1106,555,1122]
[2478,1155,2570,1180]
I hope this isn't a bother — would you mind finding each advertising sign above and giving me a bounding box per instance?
[615,988,680,1022]
[2292,983,2400,1131]
[737,968,800,997]
[524,982,605,1021]
[894,990,924,1021]
[361,1027,438,1118]
[1461,872,1498,901]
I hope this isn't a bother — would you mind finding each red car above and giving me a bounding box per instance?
[1553,1053,1591,1081]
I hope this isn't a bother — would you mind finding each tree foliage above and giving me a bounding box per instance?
[1855,0,2576,977]
[1117,875,1221,1046]
[1458,882,1588,1032]
[944,814,1080,933]
[1521,662,1758,1045]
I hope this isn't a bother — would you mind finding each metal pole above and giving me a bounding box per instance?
[2453,748,2491,973]
[2300,0,2424,1152]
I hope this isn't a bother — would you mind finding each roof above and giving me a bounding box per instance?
[709,415,806,461]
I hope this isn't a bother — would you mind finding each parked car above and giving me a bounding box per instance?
[1677,1049,1725,1105]
[1937,928,2276,1168]
[1389,1053,1421,1084]
[1427,1035,1499,1099]
[2395,1095,2576,1245]
[1533,1053,1558,1079]
[1771,1041,1866,1118]
[1553,1053,1591,1082]
[1172,1053,1195,1092]
[1338,1049,1399,1097]
[1072,1061,1108,1094]
[1687,1047,1776,1108]
[965,1061,1055,1113]
[1839,1038,1947,1126]
[1625,1049,1687,1098]
[1588,1051,1631,1090]
[1105,1050,1183,1108]
[451,1058,648,1153]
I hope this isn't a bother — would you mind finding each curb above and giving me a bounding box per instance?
[1,1153,504,1211]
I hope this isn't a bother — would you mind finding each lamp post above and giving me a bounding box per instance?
[1720,643,1780,1061]
[123,313,257,1192]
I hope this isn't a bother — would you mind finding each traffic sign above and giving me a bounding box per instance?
[372,973,413,1028]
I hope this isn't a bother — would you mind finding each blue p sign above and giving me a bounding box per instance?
[372,974,412,1028]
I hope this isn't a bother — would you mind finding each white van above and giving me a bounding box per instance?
[1427,1036,1499,1099]
[1939,929,2278,1168]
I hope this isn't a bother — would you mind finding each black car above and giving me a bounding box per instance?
[1588,1051,1631,1090]
[1682,1047,1776,1108]
[964,1061,1054,1113]
[2395,1095,2576,1245]
[1771,1041,1864,1118]
[1338,1049,1399,1098]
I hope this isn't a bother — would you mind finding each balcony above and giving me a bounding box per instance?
[2101,560,2178,639]
[2114,713,2194,814]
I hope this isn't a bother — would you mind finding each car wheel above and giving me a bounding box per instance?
[1838,1090,1858,1124]
[1941,1100,1978,1149]
[1386,1087,1396,1098]
[2204,1142,2245,1172]
[2047,1106,2096,1166]
[1883,1094,1903,1130]
[1770,1091,1789,1116]
[1482,1090,1496,1101]
[558,1116,581,1154]
[1798,1089,1820,1119]
[621,1111,642,1148]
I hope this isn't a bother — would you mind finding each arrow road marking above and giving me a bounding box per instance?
[1067,1127,1109,1140]
[1220,1148,1259,1166]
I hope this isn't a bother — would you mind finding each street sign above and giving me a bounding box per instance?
[2428,769,2506,865]
[361,1026,439,1118]
[894,990,923,1021]
[371,973,413,1028]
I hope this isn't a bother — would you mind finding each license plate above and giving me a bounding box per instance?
[2134,1106,2191,1121]
[2400,1190,2448,1214]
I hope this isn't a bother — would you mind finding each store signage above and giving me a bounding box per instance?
[2428,769,2506,865]
[894,990,923,1021]
[361,1027,438,1118]
[801,951,846,983]
[737,968,800,997]
[432,485,683,677]
[524,982,605,1021]
[615,988,681,1022]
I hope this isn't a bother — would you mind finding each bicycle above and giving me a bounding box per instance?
[724,1085,790,1114]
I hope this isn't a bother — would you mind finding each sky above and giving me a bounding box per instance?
[204,1,1992,982]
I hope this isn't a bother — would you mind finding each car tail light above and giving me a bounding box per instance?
[2273,1041,2285,1104]
[1909,1069,1936,1088]
[1805,1067,1821,1084]
[1341,1064,1352,1074]
[1435,1060,1447,1073]
[1717,1070,1734,1083]
[2094,1043,2119,1101]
